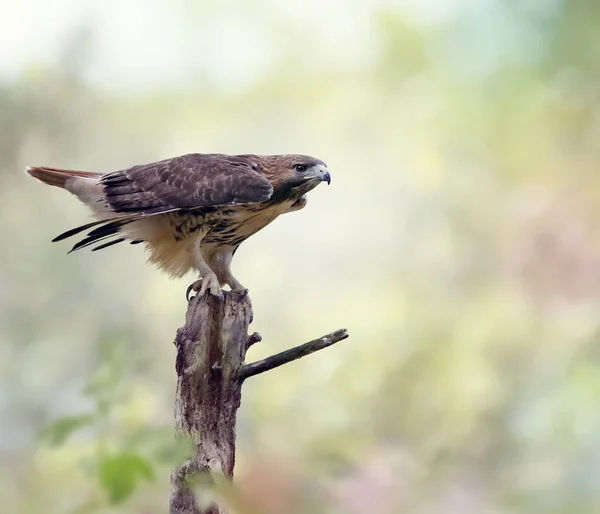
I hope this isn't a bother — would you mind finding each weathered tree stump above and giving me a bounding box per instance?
[170,292,252,514]
[170,291,348,514]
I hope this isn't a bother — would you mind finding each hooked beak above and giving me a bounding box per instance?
[314,164,331,185]
[305,164,331,185]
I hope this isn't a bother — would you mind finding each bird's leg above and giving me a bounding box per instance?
[224,274,248,298]
[188,244,223,301]
[211,247,248,297]
[186,274,222,301]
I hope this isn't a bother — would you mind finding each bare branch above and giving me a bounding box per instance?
[238,329,349,381]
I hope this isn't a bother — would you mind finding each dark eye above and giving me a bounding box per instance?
[294,164,307,173]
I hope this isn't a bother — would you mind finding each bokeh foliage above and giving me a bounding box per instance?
[2,1,600,512]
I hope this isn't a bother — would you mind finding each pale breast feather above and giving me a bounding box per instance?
[201,199,295,246]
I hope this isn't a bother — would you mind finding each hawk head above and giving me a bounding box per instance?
[258,154,331,196]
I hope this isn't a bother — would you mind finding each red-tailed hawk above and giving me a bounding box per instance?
[26,153,331,298]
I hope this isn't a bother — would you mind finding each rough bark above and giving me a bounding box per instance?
[170,292,253,514]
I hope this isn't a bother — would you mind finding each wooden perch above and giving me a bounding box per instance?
[170,291,348,514]
[238,328,349,381]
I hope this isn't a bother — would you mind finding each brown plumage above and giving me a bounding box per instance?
[26,153,331,296]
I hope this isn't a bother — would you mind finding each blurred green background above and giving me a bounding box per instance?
[2,1,600,512]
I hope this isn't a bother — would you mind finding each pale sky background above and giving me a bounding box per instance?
[0,0,488,91]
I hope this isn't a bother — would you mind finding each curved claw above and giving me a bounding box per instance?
[186,282,197,303]
[186,278,205,302]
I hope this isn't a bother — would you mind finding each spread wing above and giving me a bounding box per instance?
[102,153,273,215]
[54,153,273,251]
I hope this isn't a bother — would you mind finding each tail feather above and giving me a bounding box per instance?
[52,219,109,242]
[91,238,126,252]
[25,166,102,189]
[59,217,139,253]
[26,165,144,254]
